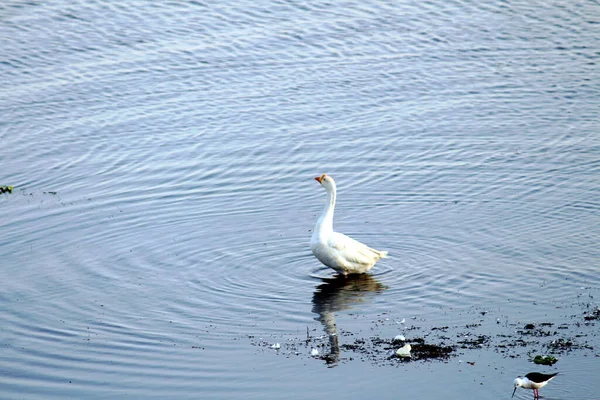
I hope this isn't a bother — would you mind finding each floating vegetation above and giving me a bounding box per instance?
[0,185,13,194]
[533,355,558,365]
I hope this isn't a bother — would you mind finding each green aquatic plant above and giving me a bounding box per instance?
[0,186,13,194]
[533,355,558,365]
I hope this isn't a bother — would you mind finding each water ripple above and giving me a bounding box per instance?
[1,0,599,398]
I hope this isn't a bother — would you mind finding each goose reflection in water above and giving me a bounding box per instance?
[311,274,388,365]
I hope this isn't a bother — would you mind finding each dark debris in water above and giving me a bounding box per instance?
[457,334,491,349]
[583,306,600,321]
[411,342,455,360]
[546,337,594,353]
[249,302,599,366]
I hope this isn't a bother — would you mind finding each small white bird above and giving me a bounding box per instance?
[512,372,558,399]
[311,174,387,275]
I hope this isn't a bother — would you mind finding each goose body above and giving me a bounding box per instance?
[311,174,387,275]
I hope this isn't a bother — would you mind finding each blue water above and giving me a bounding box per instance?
[1,0,599,398]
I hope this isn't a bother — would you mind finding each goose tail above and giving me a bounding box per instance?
[369,248,388,259]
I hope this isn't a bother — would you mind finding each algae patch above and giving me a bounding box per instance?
[533,355,558,365]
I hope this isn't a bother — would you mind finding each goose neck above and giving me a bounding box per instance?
[318,188,336,234]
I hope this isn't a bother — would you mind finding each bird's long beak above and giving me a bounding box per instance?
[315,175,323,183]
[511,387,517,398]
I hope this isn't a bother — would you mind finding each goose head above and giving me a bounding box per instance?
[315,174,336,192]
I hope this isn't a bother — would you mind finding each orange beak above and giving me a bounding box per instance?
[315,174,325,183]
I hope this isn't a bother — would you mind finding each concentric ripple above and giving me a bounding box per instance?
[1,0,599,398]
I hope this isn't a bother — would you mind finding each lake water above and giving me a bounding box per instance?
[1,0,599,399]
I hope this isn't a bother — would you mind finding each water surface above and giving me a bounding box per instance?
[1,0,599,398]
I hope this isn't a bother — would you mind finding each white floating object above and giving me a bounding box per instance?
[396,344,412,358]
[394,334,406,341]
[310,348,319,356]
[271,343,280,349]
[400,318,406,324]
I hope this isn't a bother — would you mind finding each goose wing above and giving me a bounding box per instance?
[328,232,385,266]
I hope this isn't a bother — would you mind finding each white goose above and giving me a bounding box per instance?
[311,174,388,275]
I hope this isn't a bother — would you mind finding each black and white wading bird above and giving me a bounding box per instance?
[512,372,558,399]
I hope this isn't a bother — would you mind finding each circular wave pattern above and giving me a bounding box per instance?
[1,0,598,398]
